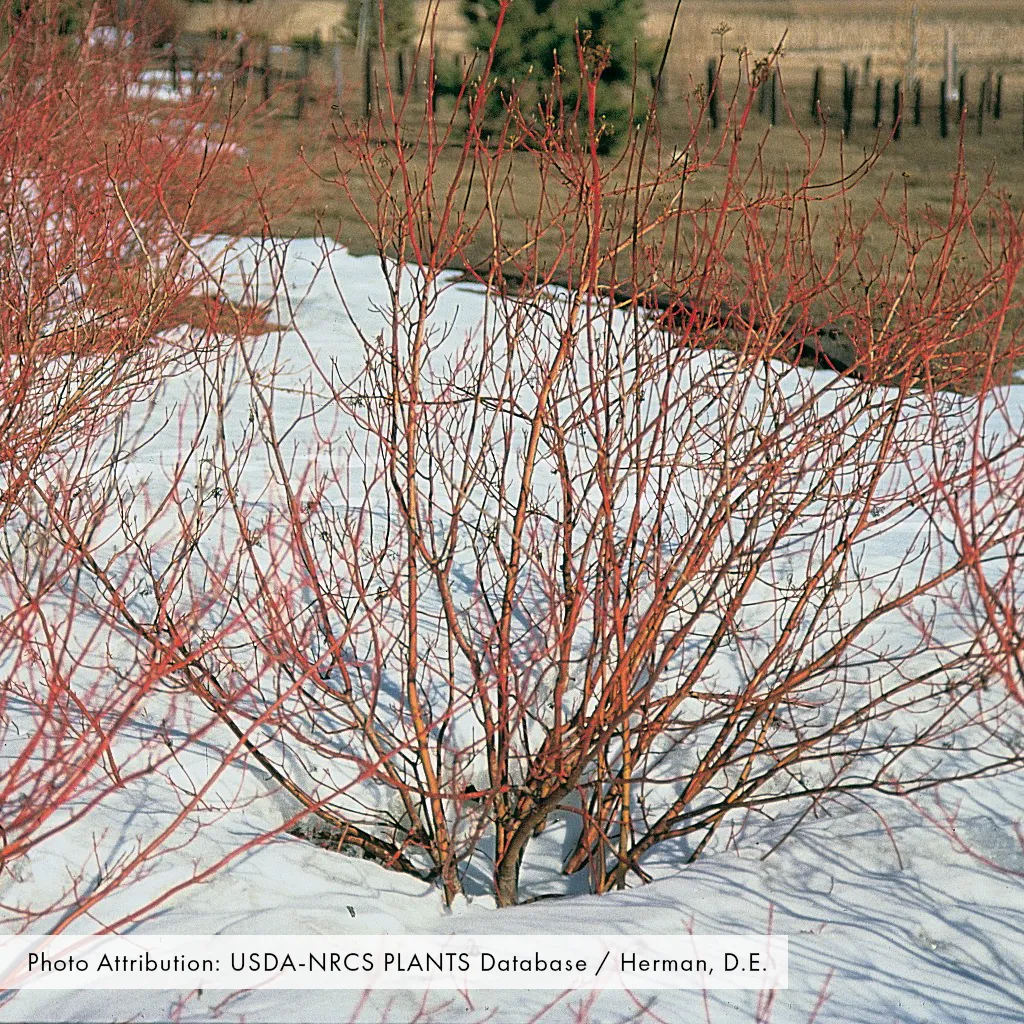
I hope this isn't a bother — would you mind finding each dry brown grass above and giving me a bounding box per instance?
[650,1,1024,81]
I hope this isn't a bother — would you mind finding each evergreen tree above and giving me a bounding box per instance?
[344,0,414,50]
[462,0,654,148]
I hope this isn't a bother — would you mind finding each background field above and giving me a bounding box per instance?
[178,6,1020,226]
[168,0,1024,353]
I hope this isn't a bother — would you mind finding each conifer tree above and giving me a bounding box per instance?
[344,0,414,50]
[462,0,654,148]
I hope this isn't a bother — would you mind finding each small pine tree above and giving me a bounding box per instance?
[462,0,654,149]
[344,0,414,50]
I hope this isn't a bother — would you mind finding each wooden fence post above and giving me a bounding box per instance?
[913,78,922,125]
[397,50,407,95]
[332,39,344,110]
[811,66,822,122]
[939,79,948,138]
[873,77,883,129]
[893,80,903,140]
[295,45,309,120]
[770,67,778,126]
[907,5,919,85]
[944,28,955,102]
[363,42,373,117]
[843,65,856,136]
[707,59,719,128]
[994,74,1003,119]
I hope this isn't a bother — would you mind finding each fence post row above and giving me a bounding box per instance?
[159,32,1024,142]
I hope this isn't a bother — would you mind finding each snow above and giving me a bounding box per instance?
[128,70,226,103]
[1,240,1022,1023]
[86,27,134,50]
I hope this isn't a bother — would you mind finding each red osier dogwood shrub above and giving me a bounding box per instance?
[86,24,1020,907]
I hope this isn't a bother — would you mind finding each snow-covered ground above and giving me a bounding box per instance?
[128,69,226,103]
[1,241,1022,1023]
